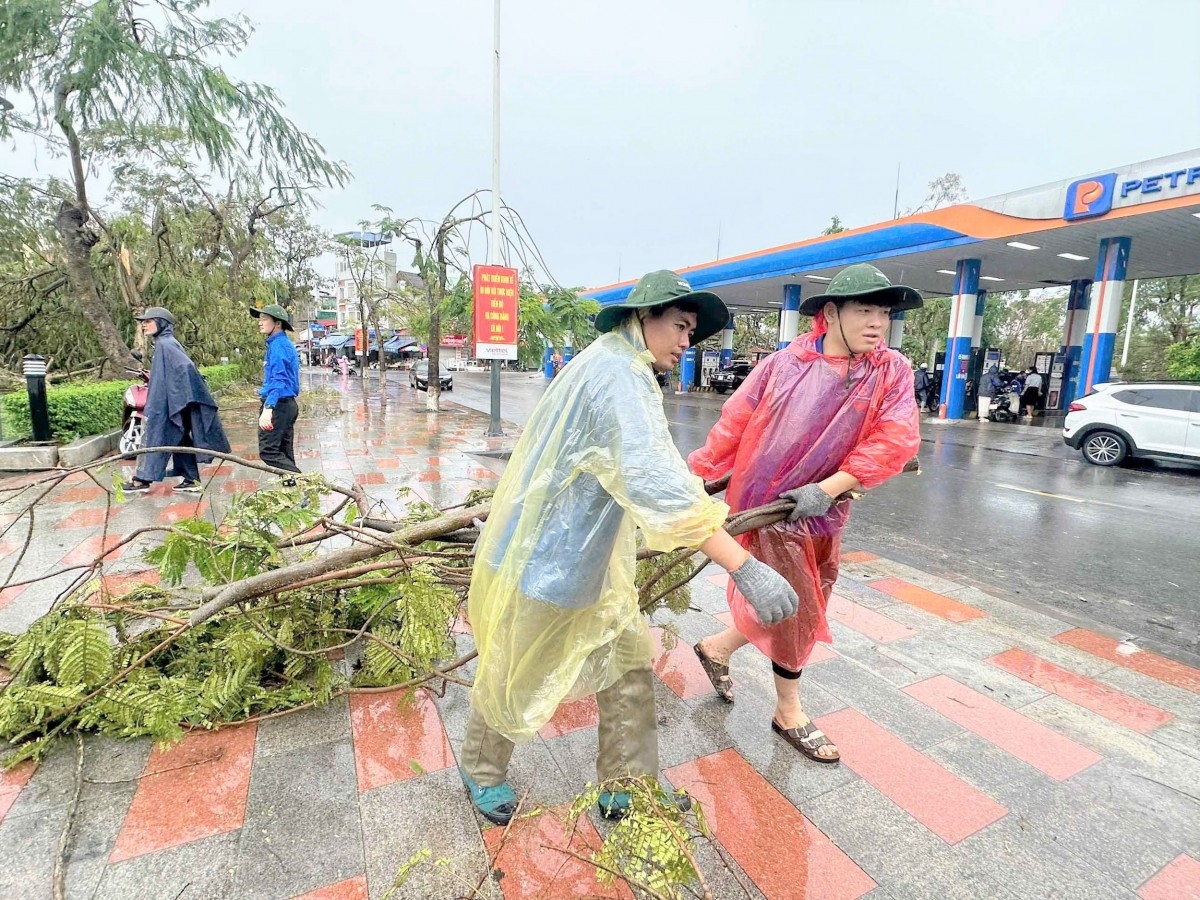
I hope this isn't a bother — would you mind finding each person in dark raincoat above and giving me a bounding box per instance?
[122,307,230,494]
[689,264,922,764]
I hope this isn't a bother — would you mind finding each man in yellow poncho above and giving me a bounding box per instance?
[461,271,801,824]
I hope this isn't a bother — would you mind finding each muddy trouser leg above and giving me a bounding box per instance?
[461,707,516,788]
[595,665,659,783]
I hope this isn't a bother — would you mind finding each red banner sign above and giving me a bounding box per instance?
[472,265,519,360]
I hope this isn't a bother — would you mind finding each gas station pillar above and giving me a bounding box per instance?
[971,290,987,349]
[543,343,554,378]
[562,332,574,365]
[779,284,801,349]
[940,258,980,420]
[720,315,735,367]
[887,310,905,350]
[1061,278,1091,405]
[1078,237,1130,398]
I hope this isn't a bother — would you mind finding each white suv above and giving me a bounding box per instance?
[1063,382,1200,466]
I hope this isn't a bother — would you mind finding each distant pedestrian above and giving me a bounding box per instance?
[913,363,932,411]
[251,304,302,479]
[122,307,230,494]
[338,355,350,378]
[1021,366,1043,419]
[977,364,1002,421]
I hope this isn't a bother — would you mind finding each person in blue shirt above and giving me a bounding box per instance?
[250,304,301,475]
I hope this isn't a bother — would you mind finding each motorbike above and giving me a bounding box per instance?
[987,391,1017,423]
[120,367,150,455]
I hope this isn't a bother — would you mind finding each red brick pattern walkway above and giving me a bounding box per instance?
[1,373,1198,899]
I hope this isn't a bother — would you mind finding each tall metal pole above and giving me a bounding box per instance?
[1120,278,1140,369]
[486,0,504,436]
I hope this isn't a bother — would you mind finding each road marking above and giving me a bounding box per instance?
[992,483,1085,503]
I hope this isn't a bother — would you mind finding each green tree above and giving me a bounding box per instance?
[733,313,779,357]
[1165,338,1200,380]
[0,0,348,375]
[821,216,847,235]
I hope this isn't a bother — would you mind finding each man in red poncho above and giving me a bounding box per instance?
[688,263,922,763]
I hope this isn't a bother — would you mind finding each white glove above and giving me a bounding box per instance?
[259,407,274,431]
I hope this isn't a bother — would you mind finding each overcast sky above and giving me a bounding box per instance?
[10,1,1200,290]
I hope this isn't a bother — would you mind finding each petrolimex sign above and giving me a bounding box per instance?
[1064,162,1200,220]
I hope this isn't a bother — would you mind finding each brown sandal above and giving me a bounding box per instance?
[693,642,734,703]
[771,718,841,764]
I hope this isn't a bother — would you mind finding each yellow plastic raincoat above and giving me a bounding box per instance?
[469,323,729,743]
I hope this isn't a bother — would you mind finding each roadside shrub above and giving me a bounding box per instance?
[0,364,244,443]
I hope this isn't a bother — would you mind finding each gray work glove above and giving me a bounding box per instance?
[729,557,799,625]
[779,483,835,522]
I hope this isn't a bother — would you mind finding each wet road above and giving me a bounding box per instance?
[451,370,1200,666]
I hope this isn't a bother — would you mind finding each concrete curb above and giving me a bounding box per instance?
[0,428,122,472]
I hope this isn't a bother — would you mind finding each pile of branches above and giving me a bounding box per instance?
[0,449,815,769]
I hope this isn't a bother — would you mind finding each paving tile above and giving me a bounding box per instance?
[235,738,364,900]
[1056,629,1200,696]
[354,472,387,485]
[944,585,1074,639]
[1016,696,1200,817]
[1015,758,1199,893]
[705,572,729,590]
[824,624,931,688]
[55,485,109,503]
[1138,854,1200,900]
[157,499,209,523]
[949,816,1121,900]
[868,577,985,623]
[903,676,1101,781]
[292,875,370,899]
[827,593,916,644]
[988,648,1173,734]
[804,657,965,750]
[0,583,26,610]
[650,628,720,701]
[256,696,352,758]
[840,550,880,563]
[95,830,241,899]
[815,708,1007,843]
[874,635,1048,707]
[221,478,262,494]
[359,766,488,900]
[800,779,1019,900]
[0,760,34,825]
[110,723,257,862]
[538,695,600,740]
[483,803,632,899]
[60,533,129,567]
[54,507,113,529]
[665,749,877,900]
[349,688,455,792]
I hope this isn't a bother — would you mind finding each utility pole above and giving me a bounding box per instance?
[486,0,504,436]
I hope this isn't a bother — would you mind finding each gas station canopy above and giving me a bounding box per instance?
[583,149,1200,315]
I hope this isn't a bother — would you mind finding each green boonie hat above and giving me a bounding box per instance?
[800,263,923,316]
[135,306,175,325]
[594,270,729,346]
[250,303,293,331]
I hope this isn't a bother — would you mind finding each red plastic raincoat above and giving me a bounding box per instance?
[688,314,920,669]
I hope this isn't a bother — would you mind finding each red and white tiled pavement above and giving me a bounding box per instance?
[1,379,1197,899]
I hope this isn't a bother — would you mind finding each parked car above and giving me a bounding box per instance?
[409,361,453,392]
[1063,382,1200,466]
[710,361,753,394]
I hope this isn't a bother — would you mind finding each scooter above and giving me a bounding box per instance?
[987,391,1017,423]
[120,367,150,454]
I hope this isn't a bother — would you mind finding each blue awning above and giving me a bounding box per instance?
[383,336,418,352]
[318,334,353,349]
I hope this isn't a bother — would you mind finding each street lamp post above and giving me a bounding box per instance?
[486,0,504,437]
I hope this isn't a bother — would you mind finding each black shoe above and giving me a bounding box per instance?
[121,480,152,494]
[175,479,203,493]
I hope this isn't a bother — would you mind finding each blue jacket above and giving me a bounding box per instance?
[260,332,300,408]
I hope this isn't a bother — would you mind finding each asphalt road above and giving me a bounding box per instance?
[450,370,1200,666]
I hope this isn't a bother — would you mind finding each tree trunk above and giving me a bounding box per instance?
[370,308,386,391]
[54,202,140,375]
[426,241,446,413]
